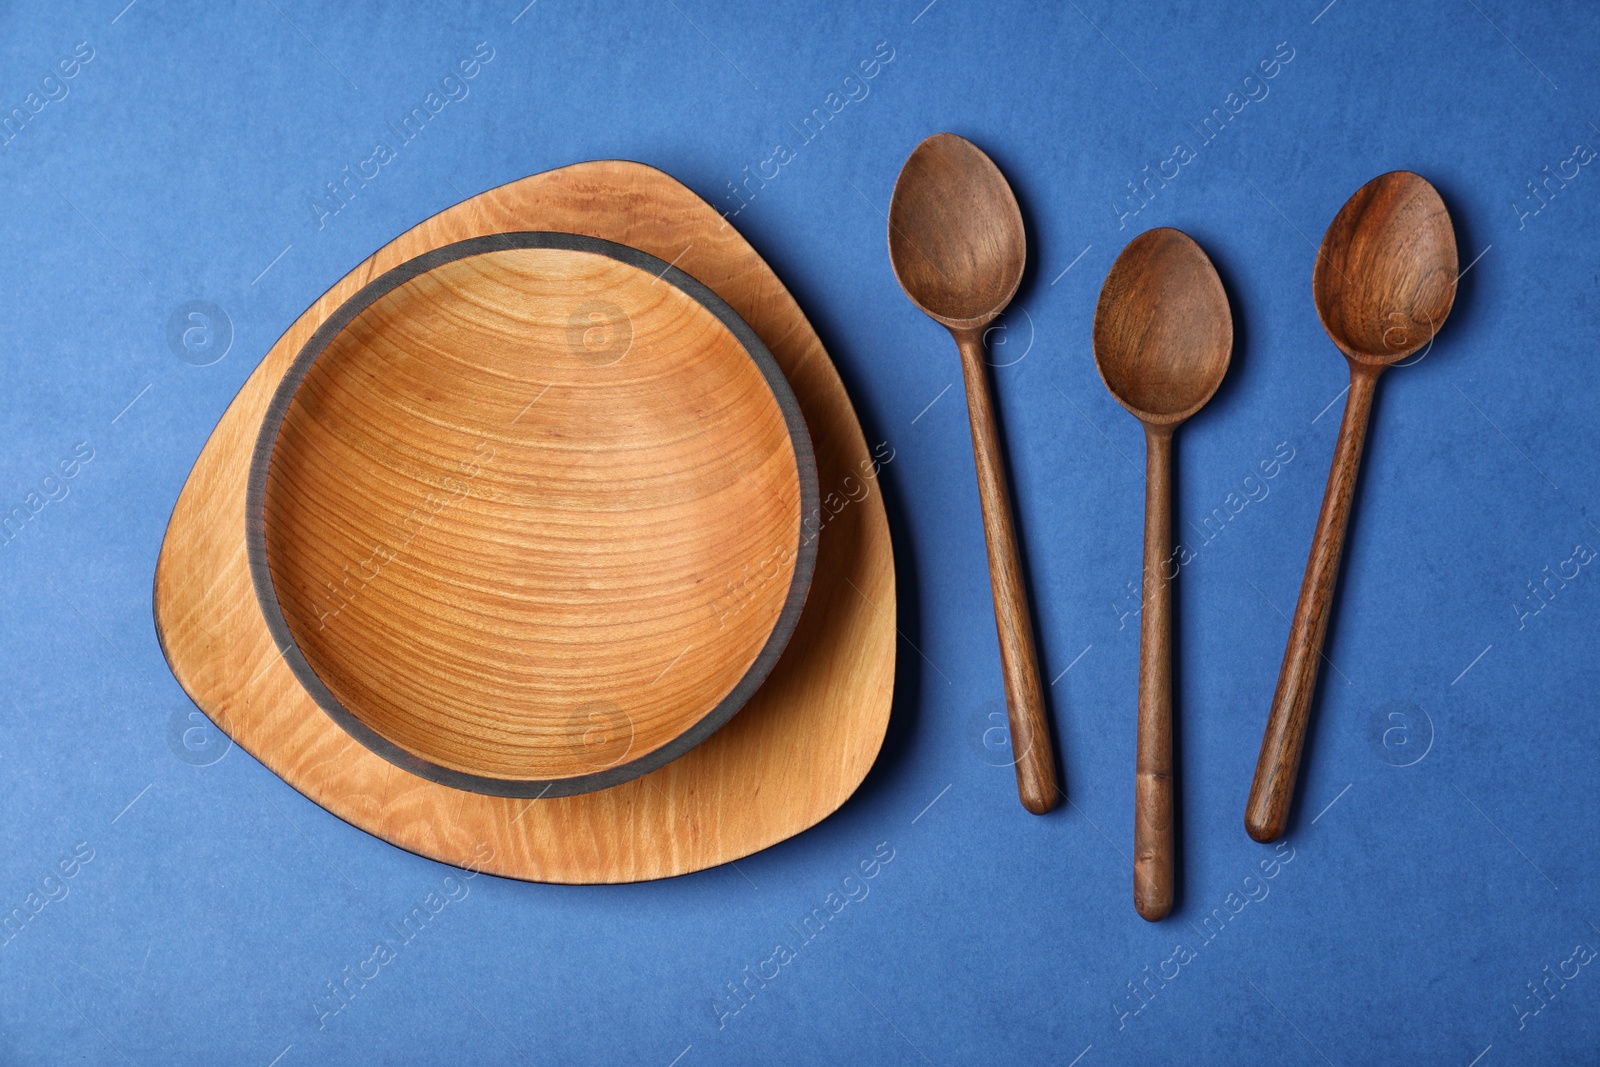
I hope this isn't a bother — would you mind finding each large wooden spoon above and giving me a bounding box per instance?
[1245,171,1457,842]
[888,133,1058,814]
[1094,228,1232,920]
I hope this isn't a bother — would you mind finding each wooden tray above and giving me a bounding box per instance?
[153,161,895,883]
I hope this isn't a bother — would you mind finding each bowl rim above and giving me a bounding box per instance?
[244,230,819,798]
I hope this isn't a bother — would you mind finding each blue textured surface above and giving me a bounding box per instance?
[2,1,1597,1064]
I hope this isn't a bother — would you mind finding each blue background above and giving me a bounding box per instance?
[1,0,1597,1063]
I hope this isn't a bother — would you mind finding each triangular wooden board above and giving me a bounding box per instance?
[153,161,895,883]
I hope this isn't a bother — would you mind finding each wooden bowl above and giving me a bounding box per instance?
[246,232,817,797]
[156,161,894,882]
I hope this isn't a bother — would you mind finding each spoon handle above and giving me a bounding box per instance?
[1246,364,1381,842]
[1136,424,1176,920]
[954,329,1058,815]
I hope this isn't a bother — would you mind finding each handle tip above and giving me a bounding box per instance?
[1135,849,1174,920]
[1134,893,1172,922]
[1244,809,1283,843]
[1019,786,1056,816]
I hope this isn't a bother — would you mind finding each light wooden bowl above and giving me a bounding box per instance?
[154,160,894,882]
[247,232,818,797]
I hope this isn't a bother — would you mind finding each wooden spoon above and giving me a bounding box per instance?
[888,133,1058,815]
[1093,228,1232,920]
[1245,171,1457,842]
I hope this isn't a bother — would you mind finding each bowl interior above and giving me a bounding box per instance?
[253,234,813,794]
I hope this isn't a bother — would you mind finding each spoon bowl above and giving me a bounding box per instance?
[888,133,1027,330]
[1093,227,1231,921]
[888,133,1058,814]
[1094,227,1233,424]
[1314,170,1458,364]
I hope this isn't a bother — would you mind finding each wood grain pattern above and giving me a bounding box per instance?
[257,237,812,794]
[1245,172,1456,843]
[1094,227,1232,920]
[954,328,1055,812]
[888,132,1058,815]
[153,161,895,882]
[1135,426,1176,921]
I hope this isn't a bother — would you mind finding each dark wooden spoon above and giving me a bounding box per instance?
[888,133,1058,814]
[1245,171,1457,842]
[1094,228,1232,920]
